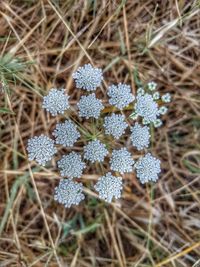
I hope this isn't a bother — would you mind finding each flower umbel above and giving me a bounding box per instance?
[103,113,128,139]
[27,135,56,166]
[27,64,171,208]
[53,120,80,147]
[110,148,135,174]
[77,93,104,119]
[42,88,69,116]
[130,123,150,150]
[54,179,85,208]
[108,83,135,110]
[72,63,103,91]
[135,153,161,183]
[83,140,108,163]
[58,152,86,178]
[135,93,159,123]
[94,172,123,203]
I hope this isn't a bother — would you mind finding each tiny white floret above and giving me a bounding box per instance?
[153,92,160,100]
[148,81,157,91]
[162,93,171,103]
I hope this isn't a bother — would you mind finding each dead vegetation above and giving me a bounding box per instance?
[0,0,200,266]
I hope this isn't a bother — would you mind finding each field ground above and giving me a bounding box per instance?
[0,1,200,266]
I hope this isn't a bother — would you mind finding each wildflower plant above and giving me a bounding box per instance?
[27,63,171,208]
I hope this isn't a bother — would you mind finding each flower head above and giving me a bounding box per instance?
[135,93,159,123]
[162,93,171,103]
[54,179,85,208]
[77,93,104,119]
[42,88,70,116]
[83,140,108,163]
[94,172,123,203]
[103,113,128,139]
[52,120,80,147]
[72,63,103,91]
[108,83,135,110]
[110,148,135,174]
[135,153,161,183]
[130,123,150,150]
[27,135,57,166]
[58,152,86,178]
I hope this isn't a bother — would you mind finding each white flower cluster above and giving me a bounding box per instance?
[108,83,135,110]
[58,152,86,178]
[53,120,80,147]
[83,140,108,163]
[110,148,135,174]
[135,94,159,123]
[42,88,69,116]
[135,153,161,184]
[54,179,85,208]
[72,64,103,91]
[94,173,123,203]
[77,93,104,119]
[130,123,150,150]
[27,135,57,166]
[103,113,128,139]
[131,81,171,127]
[27,65,171,208]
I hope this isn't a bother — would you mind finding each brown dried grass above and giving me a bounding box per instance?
[0,0,200,266]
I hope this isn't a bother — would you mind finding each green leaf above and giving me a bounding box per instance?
[0,108,15,114]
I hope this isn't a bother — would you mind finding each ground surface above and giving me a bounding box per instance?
[0,1,200,267]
